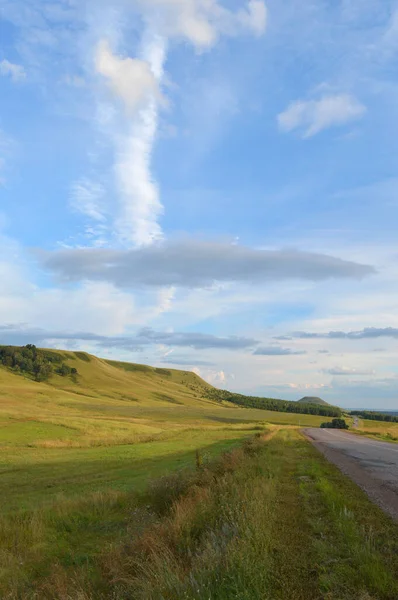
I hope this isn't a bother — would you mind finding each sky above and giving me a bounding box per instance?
[0,0,397,409]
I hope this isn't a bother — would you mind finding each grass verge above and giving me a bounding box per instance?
[3,431,398,599]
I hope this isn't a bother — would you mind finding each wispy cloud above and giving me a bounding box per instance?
[0,130,16,185]
[0,324,258,352]
[278,94,366,138]
[287,327,398,340]
[0,59,26,82]
[38,240,376,289]
[161,357,215,366]
[113,33,166,247]
[325,366,375,376]
[88,1,267,247]
[136,0,267,48]
[253,346,307,356]
[70,178,106,222]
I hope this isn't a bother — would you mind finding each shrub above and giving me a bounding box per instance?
[320,418,349,430]
[146,470,196,515]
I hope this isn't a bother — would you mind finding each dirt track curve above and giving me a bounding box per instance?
[304,428,398,522]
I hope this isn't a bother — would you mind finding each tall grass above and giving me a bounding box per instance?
[3,431,398,599]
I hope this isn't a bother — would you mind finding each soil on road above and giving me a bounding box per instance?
[304,428,398,522]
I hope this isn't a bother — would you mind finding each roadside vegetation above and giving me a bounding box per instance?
[321,418,349,429]
[2,431,398,599]
[354,419,398,443]
[2,348,398,598]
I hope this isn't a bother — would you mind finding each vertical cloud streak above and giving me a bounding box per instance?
[115,33,166,247]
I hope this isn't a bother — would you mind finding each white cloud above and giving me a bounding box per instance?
[136,0,267,48]
[70,178,106,222]
[95,40,160,113]
[0,59,26,82]
[84,2,267,247]
[193,367,229,386]
[237,0,268,37]
[113,34,166,246]
[278,94,366,138]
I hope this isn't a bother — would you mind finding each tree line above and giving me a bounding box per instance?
[0,345,77,382]
[205,388,342,417]
[351,410,398,423]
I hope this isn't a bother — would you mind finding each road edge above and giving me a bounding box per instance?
[302,428,398,523]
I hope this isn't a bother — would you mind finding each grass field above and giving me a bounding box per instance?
[355,419,398,443]
[1,350,357,598]
[0,350,327,513]
[2,430,398,599]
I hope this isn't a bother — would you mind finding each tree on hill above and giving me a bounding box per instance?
[0,345,78,382]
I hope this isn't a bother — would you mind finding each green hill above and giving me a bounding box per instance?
[0,344,338,456]
[0,345,333,513]
[297,396,330,406]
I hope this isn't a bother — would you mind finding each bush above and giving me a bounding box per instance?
[146,470,196,515]
[321,418,349,430]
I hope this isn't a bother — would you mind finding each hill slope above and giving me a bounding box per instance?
[0,346,337,451]
[0,347,218,408]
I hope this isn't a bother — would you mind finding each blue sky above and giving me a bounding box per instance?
[1,0,398,408]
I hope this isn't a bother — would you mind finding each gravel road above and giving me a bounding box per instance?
[304,428,398,521]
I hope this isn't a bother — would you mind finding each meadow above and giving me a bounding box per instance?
[0,350,327,511]
[2,430,398,599]
[5,349,394,598]
[355,419,398,443]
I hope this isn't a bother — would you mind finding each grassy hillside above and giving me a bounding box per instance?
[0,348,330,510]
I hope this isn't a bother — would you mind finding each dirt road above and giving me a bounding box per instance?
[304,428,398,521]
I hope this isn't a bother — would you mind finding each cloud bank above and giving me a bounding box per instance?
[0,325,258,352]
[38,240,376,289]
[287,327,398,340]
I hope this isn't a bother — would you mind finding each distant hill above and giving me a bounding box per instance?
[298,396,330,406]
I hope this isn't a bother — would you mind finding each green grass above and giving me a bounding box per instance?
[94,431,398,600]
[0,350,326,514]
[6,430,398,599]
[0,429,254,512]
[0,421,80,446]
[1,350,355,598]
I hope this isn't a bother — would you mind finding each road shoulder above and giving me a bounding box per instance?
[303,428,398,522]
